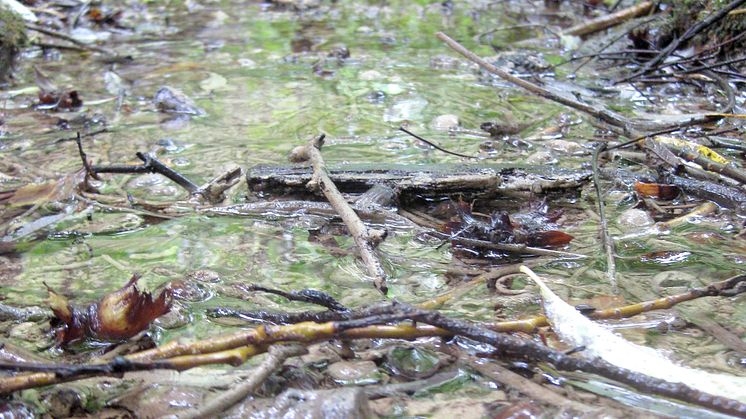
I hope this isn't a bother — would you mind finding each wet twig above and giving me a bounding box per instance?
[398,127,478,159]
[562,1,654,37]
[75,132,100,180]
[0,303,51,322]
[25,23,119,57]
[289,134,389,295]
[592,143,617,293]
[237,284,348,312]
[447,234,587,259]
[365,370,460,399]
[669,144,746,185]
[435,32,632,133]
[84,152,199,193]
[173,344,307,419]
[463,352,599,414]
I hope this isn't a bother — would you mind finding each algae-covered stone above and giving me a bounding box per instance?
[0,7,26,82]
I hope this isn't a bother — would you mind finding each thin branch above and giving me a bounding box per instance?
[83,148,200,195]
[289,134,389,294]
[435,32,632,132]
[173,344,307,419]
[401,304,746,417]
[592,143,617,293]
[25,23,119,57]
[562,1,654,37]
[75,132,99,180]
[398,127,479,159]
[238,284,348,312]
[135,152,199,193]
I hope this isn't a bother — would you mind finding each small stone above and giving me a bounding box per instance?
[652,271,697,291]
[431,114,460,131]
[327,360,381,385]
[430,54,462,70]
[546,139,584,154]
[525,151,557,165]
[383,96,428,122]
[9,322,50,349]
[359,70,382,81]
[154,86,205,116]
[155,303,190,329]
[186,269,221,283]
[616,208,653,233]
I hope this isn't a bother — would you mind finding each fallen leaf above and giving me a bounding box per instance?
[47,274,171,345]
[635,181,680,200]
[520,265,746,403]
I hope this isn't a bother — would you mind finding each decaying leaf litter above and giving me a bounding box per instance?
[0,0,745,417]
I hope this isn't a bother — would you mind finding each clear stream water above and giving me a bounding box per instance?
[1,1,744,415]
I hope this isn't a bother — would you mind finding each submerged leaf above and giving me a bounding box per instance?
[635,181,680,200]
[47,274,171,345]
[520,265,746,403]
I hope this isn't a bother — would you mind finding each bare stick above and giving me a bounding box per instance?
[75,132,100,180]
[240,284,348,312]
[289,135,389,294]
[464,353,598,414]
[174,344,307,419]
[25,23,118,57]
[83,147,200,195]
[563,1,654,37]
[435,32,631,132]
[592,143,617,293]
[398,127,478,159]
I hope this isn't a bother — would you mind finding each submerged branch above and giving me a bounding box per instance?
[173,344,307,419]
[592,143,618,293]
[289,134,389,294]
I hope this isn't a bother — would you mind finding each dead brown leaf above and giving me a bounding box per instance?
[47,274,171,345]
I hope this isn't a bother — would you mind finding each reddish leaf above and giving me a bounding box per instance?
[526,230,574,247]
[47,274,171,345]
[635,181,680,200]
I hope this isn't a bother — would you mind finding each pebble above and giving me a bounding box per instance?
[652,271,699,295]
[359,70,382,81]
[431,114,459,131]
[546,139,585,155]
[525,150,557,165]
[616,208,653,233]
[327,360,380,384]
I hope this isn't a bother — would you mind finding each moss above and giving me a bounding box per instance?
[0,7,27,82]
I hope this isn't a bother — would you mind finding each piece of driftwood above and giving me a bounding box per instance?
[247,163,590,198]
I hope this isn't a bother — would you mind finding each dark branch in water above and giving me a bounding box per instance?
[398,126,479,159]
[75,132,100,181]
[76,139,201,194]
[237,284,348,312]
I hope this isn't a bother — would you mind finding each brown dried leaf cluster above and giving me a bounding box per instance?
[46,274,171,345]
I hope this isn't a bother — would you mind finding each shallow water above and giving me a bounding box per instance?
[1,0,745,415]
